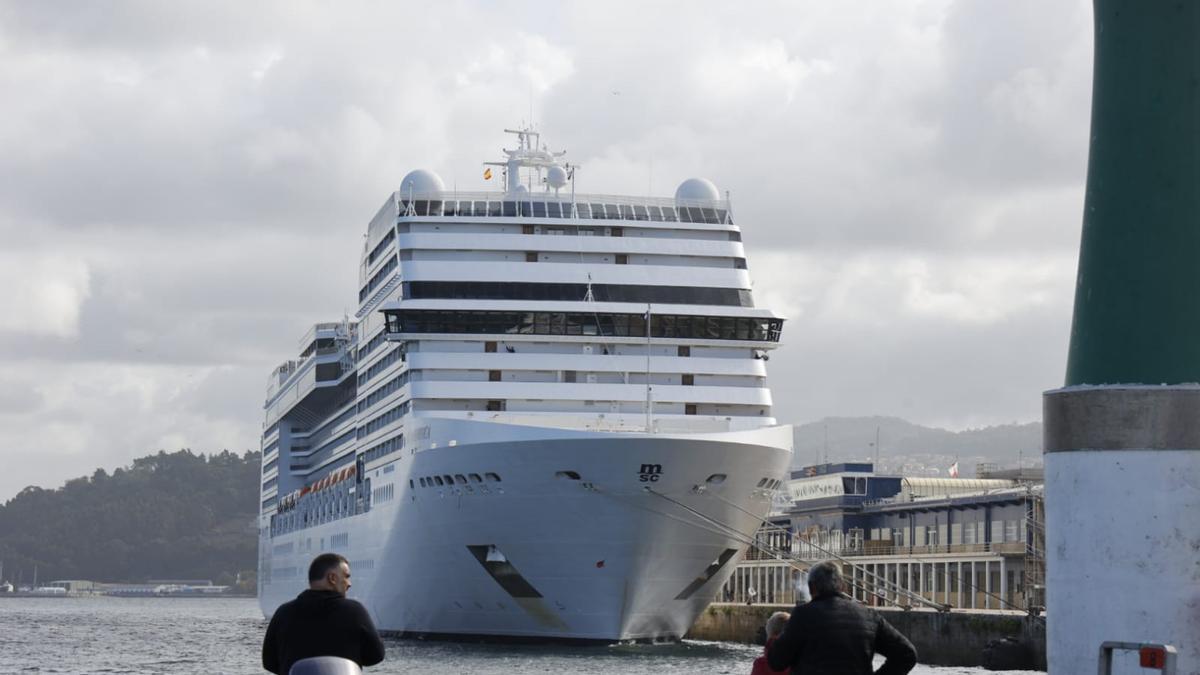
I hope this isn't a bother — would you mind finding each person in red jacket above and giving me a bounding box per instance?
[751,611,791,675]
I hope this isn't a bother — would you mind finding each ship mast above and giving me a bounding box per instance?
[483,127,571,194]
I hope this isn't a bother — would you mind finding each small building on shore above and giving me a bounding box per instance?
[722,462,1044,613]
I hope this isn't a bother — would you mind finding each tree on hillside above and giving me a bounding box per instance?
[0,449,261,586]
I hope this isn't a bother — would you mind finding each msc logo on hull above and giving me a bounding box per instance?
[638,463,663,482]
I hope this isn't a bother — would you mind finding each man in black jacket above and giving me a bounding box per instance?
[767,560,917,675]
[262,553,386,674]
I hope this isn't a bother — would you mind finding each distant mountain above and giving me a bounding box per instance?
[790,416,1042,477]
[0,449,259,589]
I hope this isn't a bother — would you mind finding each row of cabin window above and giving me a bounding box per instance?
[356,401,411,439]
[357,370,411,415]
[414,472,502,489]
[403,199,731,225]
[514,224,741,242]
[482,343,695,357]
[362,434,404,465]
[522,252,746,269]
[384,310,784,342]
[479,400,705,414]
[493,370,707,386]
[356,329,388,361]
[357,344,406,387]
[367,229,395,265]
[358,255,398,303]
[403,281,753,307]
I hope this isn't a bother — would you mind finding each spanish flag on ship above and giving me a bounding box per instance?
[483,167,493,180]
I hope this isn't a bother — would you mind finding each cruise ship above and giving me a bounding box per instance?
[257,129,793,642]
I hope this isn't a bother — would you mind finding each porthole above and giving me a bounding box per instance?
[555,471,582,480]
[706,473,727,485]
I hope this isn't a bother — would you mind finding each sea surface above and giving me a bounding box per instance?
[0,597,1042,674]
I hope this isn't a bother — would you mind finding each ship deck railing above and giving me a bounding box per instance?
[395,190,733,226]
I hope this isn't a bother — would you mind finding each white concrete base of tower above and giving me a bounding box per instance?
[1044,386,1200,673]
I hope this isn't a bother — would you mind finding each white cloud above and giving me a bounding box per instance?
[0,361,257,500]
[696,39,832,106]
[752,247,1076,427]
[0,252,90,338]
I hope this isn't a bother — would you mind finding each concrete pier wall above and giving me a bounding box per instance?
[686,603,1046,669]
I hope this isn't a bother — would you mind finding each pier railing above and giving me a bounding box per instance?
[745,541,1027,561]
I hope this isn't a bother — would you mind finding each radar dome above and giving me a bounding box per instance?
[675,177,720,202]
[546,165,569,189]
[400,169,445,196]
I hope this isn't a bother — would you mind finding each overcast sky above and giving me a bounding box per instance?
[0,1,1094,500]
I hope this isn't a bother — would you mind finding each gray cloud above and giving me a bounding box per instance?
[0,1,1094,499]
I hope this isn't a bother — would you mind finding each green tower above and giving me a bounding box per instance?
[1045,2,1200,672]
[1064,0,1200,386]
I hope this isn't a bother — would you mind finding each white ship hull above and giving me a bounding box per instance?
[259,418,791,641]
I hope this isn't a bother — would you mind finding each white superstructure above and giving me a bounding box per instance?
[258,129,793,642]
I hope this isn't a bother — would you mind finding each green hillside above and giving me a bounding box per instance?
[0,449,260,588]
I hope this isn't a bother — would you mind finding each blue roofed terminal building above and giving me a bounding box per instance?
[720,462,1044,613]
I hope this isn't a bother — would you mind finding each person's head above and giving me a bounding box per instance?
[765,611,790,639]
[806,560,844,599]
[308,553,351,595]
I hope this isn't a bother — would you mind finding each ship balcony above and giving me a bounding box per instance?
[297,321,352,355]
[396,232,745,257]
[396,260,751,289]
[407,381,771,407]
[405,352,768,377]
[263,349,355,429]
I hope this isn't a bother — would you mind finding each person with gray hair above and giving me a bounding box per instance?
[751,611,792,675]
[767,561,916,674]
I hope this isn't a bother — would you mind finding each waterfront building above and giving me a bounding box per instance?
[723,462,1044,613]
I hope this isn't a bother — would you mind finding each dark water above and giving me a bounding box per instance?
[0,597,1041,674]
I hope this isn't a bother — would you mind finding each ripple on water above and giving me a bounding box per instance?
[0,597,1042,675]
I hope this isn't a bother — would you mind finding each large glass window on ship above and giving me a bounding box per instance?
[386,309,781,342]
